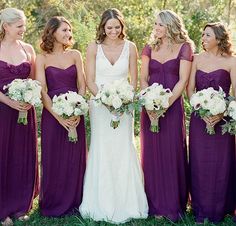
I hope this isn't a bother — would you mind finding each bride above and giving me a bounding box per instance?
[79,8,148,224]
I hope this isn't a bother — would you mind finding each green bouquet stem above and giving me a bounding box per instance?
[150,118,159,133]
[110,113,121,129]
[68,127,78,143]
[17,110,28,125]
[206,124,215,135]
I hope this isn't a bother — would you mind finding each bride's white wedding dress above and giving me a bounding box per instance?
[79,40,148,224]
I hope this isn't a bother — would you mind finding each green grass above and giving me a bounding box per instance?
[13,200,236,226]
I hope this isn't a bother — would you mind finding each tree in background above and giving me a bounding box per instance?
[1,0,235,54]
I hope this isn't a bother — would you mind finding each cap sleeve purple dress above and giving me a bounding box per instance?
[39,65,87,217]
[0,60,38,220]
[140,42,193,221]
[189,69,235,223]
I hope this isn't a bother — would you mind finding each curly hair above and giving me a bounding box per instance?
[0,8,26,41]
[203,22,233,56]
[150,10,194,51]
[40,16,73,53]
[96,8,126,44]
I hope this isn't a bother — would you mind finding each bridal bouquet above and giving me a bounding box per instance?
[93,78,135,129]
[190,87,226,135]
[139,83,173,133]
[3,78,42,125]
[222,98,236,135]
[52,91,89,143]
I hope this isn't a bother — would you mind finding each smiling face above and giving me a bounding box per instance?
[104,18,122,40]
[4,18,26,40]
[53,21,72,45]
[202,26,218,51]
[154,15,167,39]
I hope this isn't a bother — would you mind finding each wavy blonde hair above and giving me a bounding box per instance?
[203,22,233,56]
[96,8,126,44]
[150,10,194,51]
[0,8,26,41]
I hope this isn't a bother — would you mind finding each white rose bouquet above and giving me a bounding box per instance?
[3,78,42,125]
[139,83,173,133]
[52,91,89,143]
[190,87,226,135]
[93,78,135,129]
[222,98,236,135]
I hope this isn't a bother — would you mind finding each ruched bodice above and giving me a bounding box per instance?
[148,58,181,89]
[45,65,78,98]
[0,60,31,93]
[195,69,231,94]
[95,40,129,86]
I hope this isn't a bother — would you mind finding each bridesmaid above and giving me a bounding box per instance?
[0,8,38,226]
[187,22,236,223]
[140,10,194,221]
[36,16,87,217]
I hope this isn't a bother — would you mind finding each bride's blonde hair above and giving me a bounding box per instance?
[150,10,194,51]
[0,8,26,41]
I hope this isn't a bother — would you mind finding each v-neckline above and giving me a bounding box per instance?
[100,41,126,66]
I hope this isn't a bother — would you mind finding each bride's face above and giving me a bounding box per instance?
[104,18,122,40]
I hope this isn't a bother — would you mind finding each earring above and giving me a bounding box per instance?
[103,32,106,35]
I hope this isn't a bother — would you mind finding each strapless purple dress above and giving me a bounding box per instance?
[0,60,38,220]
[39,65,87,217]
[140,43,193,221]
[189,69,235,223]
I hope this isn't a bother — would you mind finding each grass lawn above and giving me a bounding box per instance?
[13,201,236,226]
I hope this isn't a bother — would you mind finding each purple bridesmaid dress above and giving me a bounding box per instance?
[189,69,235,223]
[140,43,193,221]
[40,65,87,217]
[0,60,38,220]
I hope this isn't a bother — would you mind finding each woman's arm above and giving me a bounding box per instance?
[230,56,236,96]
[85,42,98,96]
[186,55,198,99]
[26,43,36,80]
[129,42,138,90]
[73,50,86,96]
[140,55,150,90]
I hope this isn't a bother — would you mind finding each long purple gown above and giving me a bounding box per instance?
[189,69,235,223]
[140,43,193,221]
[40,65,87,217]
[0,60,38,220]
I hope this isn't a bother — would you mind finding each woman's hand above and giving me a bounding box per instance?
[203,113,224,127]
[6,99,32,111]
[55,115,75,132]
[146,109,167,120]
[68,115,81,128]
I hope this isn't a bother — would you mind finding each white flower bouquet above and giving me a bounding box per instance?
[3,78,42,125]
[139,83,173,133]
[222,98,236,135]
[190,87,226,135]
[52,91,89,143]
[93,78,135,129]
